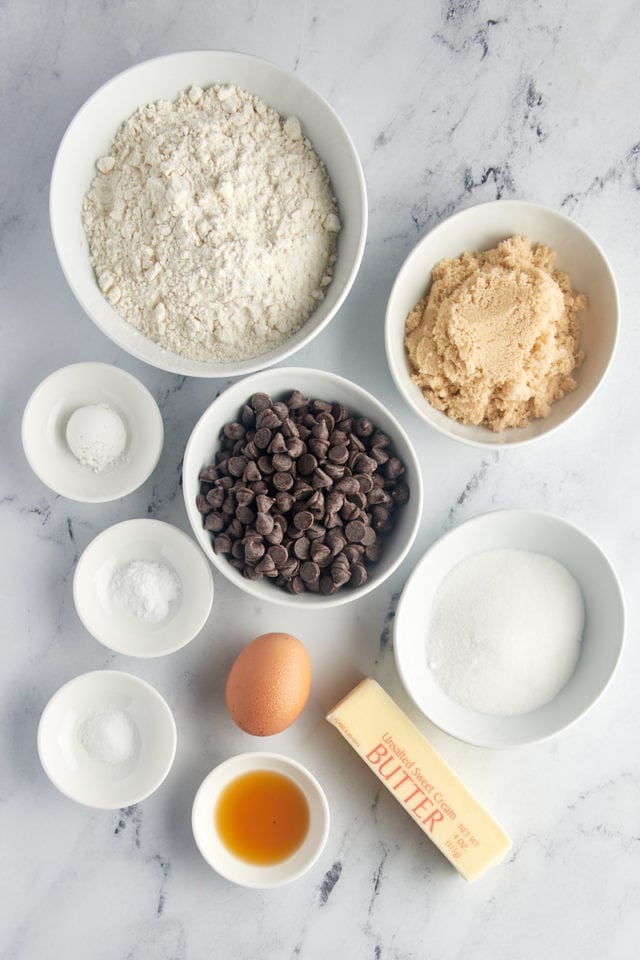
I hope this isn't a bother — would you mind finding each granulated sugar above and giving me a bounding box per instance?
[426,548,584,716]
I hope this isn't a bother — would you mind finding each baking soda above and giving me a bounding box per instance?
[79,709,139,766]
[110,559,181,623]
[426,548,584,716]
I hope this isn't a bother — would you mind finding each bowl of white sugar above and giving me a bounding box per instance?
[394,509,625,748]
[50,51,367,377]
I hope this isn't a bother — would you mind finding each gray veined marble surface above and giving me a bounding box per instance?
[2,1,640,958]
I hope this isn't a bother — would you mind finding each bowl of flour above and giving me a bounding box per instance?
[50,51,367,377]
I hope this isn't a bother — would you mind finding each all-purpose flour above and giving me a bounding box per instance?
[83,84,340,362]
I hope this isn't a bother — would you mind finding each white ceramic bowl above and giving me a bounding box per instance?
[394,509,625,748]
[37,670,177,808]
[50,50,367,378]
[385,200,619,447]
[22,362,163,502]
[73,519,214,657]
[192,752,330,887]
[182,367,423,608]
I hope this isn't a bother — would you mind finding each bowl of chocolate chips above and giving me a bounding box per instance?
[183,368,423,606]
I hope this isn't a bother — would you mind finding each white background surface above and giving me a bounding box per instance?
[2,2,639,958]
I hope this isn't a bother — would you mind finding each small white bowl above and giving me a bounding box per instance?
[182,367,423,608]
[50,50,367,377]
[394,509,625,748]
[22,362,163,502]
[37,670,177,808]
[385,200,619,447]
[192,752,330,887]
[74,519,214,657]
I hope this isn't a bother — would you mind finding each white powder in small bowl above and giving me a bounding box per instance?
[79,708,139,767]
[426,548,584,716]
[65,403,127,472]
[109,559,181,624]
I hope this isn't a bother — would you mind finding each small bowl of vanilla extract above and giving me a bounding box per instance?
[192,752,330,888]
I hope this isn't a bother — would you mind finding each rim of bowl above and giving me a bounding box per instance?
[49,50,368,378]
[192,751,330,887]
[182,366,424,608]
[393,508,626,748]
[385,199,620,450]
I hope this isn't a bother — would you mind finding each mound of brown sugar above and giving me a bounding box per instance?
[404,235,585,432]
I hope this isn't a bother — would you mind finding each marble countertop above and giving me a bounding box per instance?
[3,1,640,957]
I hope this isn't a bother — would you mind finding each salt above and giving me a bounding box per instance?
[109,559,181,623]
[426,548,584,716]
[79,708,139,766]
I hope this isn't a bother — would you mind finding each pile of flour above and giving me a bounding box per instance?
[82,84,340,363]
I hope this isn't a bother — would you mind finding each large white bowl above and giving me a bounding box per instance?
[394,510,625,748]
[192,752,330,888]
[182,367,423,608]
[50,51,367,377]
[385,200,619,447]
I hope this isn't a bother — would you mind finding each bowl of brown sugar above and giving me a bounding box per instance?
[385,200,619,447]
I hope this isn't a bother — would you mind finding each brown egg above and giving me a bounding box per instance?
[225,632,312,736]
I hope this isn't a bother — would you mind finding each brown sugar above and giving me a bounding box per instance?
[404,235,585,432]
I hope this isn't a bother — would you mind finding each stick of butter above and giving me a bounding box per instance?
[326,678,511,881]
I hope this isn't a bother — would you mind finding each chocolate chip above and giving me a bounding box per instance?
[267,544,289,567]
[287,390,307,409]
[354,417,374,437]
[272,453,293,472]
[251,392,272,412]
[308,437,330,459]
[234,486,255,506]
[385,457,405,480]
[328,443,349,464]
[244,539,265,562]
[235,504,256,525]
[223,422,245,441]
[256,513,275,535]
[204,512,224,532]
[293,536,312,560]
[275,491,294,513]
[286,436,305,458]
[213,533,232,554]
[311,542,332,567]
[199,465,218,482]
[345,519,367,542]
[297,453,317,476]
[293,510,314,531]
[256,408,282,430]
[273,471,294,491]
[253,427,272,450]
[196,494,211,514]
[268,432,287,454]
[300,560,320,584]
[256,493,274,513]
